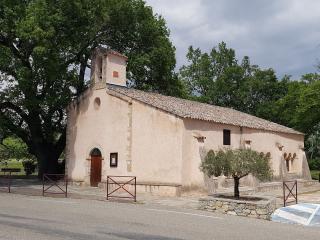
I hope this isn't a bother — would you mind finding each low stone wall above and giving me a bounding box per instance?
[199,195,276,220]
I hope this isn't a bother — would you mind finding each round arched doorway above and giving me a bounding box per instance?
[90,148,102,187]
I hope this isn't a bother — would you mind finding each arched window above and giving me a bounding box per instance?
[90,148,102,157]
[94,97,101,109]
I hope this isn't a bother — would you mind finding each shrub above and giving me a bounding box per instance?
[22,159,37,176]
[200,148,272,199]
[311,170,320,180]
[308,158,320,170]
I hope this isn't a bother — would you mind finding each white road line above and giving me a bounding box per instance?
[289,205,315,214]
[25,198,77,204]
[147,208,222,219]
[306,205,320,226]
[275,209,308,225]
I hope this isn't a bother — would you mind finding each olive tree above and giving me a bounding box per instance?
[200,149,272,199]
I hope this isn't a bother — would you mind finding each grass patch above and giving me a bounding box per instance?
[0,159,37,177]
[311,170,320,181]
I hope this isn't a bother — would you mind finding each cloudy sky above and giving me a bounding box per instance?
[145,0,320,79]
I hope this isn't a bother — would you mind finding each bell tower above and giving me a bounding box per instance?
[90,47,127,89]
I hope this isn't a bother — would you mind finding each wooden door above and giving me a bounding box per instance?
[90,156,102,187]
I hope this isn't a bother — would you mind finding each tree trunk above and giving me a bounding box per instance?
[28,117,65,178]
[36,145,60,178]
[234,176,240,199]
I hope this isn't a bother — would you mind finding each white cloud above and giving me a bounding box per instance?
[148,0,206,28]
[146,0,320,78]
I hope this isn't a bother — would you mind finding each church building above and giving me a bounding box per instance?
[65,47,311,195]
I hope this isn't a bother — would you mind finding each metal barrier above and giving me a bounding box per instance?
[106,176,136,202]
[283,180,297,207]
[0,168,21,193]
[42,174,68,197]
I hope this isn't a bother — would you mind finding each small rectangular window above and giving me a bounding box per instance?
[98,57,103,79]
[110,153,118,167]
[223,129,231,145]
[113,71,119,78]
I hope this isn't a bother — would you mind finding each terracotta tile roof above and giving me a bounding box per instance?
[95,47,128,59]
[107,84,303,135]
[105,49,128,59]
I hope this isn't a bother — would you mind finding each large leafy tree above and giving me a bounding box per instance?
[273,81,307,130]
[179,42,289,116]
[0,0,179,176]
[179,43,237,102]
[274,76,320,133]
[305,124,320,160]
[274,77,320,160]
[180,41,320,165]
[296,79,320,133]
[297,75,320,161]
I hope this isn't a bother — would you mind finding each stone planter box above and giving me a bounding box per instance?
[199,195,276,220]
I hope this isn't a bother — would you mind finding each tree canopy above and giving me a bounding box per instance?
[0,137,34,161]
[179,42,320,162]
[274,76,320,165]
[179,42,289,118]
[0,0,179,176]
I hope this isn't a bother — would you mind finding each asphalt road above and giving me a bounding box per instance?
[0,193,318,240]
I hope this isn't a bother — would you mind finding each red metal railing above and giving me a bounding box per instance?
[42,174,68,197]
[106,176,136,202]
[283,180,297,207]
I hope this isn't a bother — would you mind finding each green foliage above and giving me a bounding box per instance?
[273,79,320,159]
[271,81,305,128]
[179,42,288,117]
[201,148,272,180]
[0,159,20,167]
[308,158,320,170]
[199,150,229,177]
[104,0,180,94]
[305,124,320,159]
[0,137,35,161]
[296,80,320,133]
[201,148,272,198]
[22,159,37,176]
[301,73,320,83]
[311,170,320,181]
[274,79,320,134]
[0,136,36,176]
[0,159,38,176]
[0,0,180,175]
